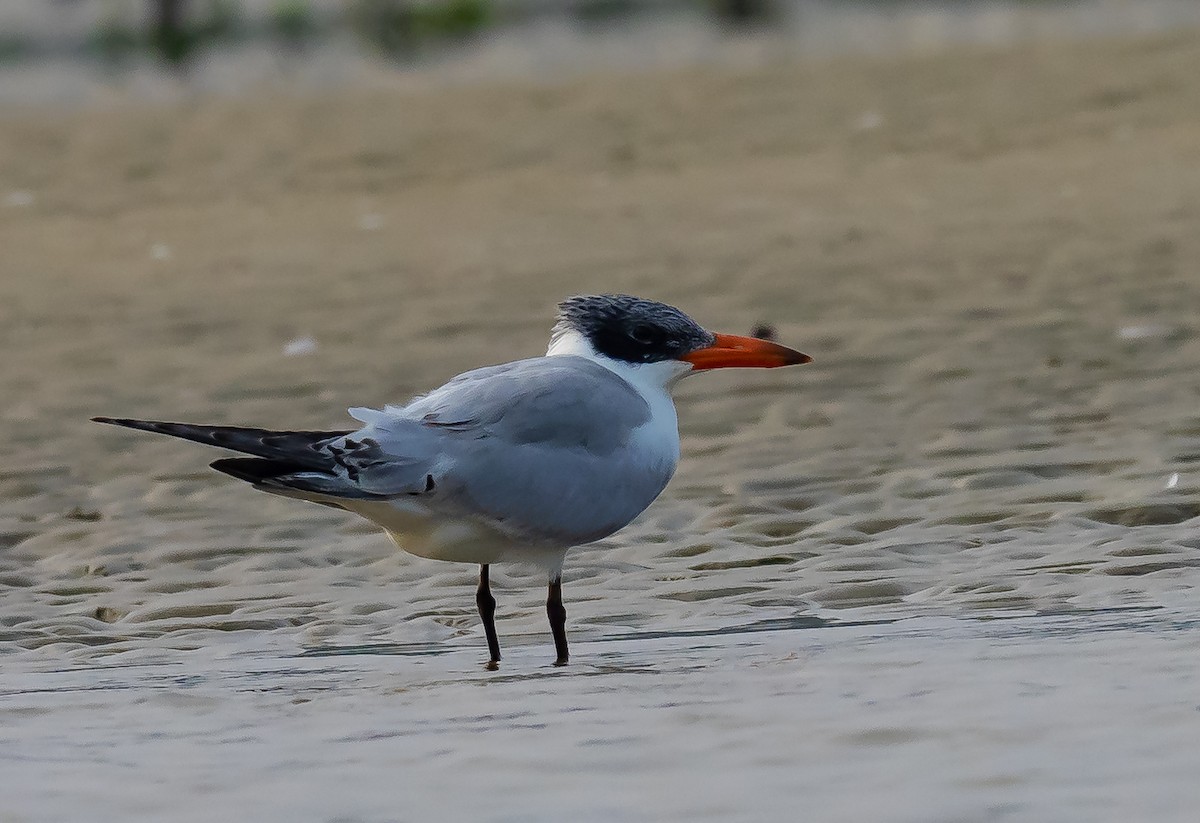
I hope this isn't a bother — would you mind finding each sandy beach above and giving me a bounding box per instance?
[3,29,1200,822]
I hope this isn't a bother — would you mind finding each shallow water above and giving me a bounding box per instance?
[4,31,1200,822]
[6,610,1200,821]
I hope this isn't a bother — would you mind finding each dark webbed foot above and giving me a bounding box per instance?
[547,575,569,666]
[476,564,501,669]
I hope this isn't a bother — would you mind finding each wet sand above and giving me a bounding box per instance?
[3,31,1200,822]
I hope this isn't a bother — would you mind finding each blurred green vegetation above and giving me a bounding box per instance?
[271,0,320,48]
[0,35,33,64]
[90,0,245,67]
[90,13,141,65]
[66,0,1073,71]
[153,0,241,66]
[349,0,494,57]
[85,0,498,66]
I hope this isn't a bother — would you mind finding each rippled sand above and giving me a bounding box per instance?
[3,32,1200,822]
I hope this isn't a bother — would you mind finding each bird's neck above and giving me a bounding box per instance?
[548,327,683,469]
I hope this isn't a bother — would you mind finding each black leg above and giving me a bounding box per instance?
[547,575,569,666]
[476,564,500,670]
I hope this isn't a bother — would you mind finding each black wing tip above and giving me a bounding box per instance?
[210,457,388,501]
[210,457,291,483]
[91,416,150,429]
[90,416,169,432]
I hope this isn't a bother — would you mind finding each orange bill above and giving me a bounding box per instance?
[682,333,812,370]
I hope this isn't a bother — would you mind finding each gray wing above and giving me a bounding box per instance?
[403,356,649,452]
[346,357,674,543]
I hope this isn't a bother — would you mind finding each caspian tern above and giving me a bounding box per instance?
[94,295,810,667]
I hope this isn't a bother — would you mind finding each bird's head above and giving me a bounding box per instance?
[549,295,811,384]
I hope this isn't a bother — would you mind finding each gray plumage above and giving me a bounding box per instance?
[94,355,668,547]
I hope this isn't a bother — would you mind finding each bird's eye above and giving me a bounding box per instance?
[629,323,661,345]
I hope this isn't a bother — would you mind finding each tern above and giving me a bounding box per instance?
[94,295,810,667]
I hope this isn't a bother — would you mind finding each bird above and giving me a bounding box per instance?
[94,294,811,668]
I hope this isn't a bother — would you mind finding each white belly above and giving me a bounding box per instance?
[340,498,569,571]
